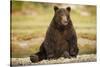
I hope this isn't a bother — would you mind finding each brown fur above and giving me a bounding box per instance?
[30,6,79,63]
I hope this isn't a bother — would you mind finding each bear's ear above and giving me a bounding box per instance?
[54,6,59,12]
[66,7,71,12]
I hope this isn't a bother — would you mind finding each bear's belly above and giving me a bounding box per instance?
[54,40,69,58]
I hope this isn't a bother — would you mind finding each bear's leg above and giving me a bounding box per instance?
[62,51,71,58]
[69,47,79,57]
[30,50,46,63]
[42,42,55,59]
[30,52,43,63]
[30,54,39,63]
[44,46,54,59]
[30,42,48,63]
[69,35,79,57]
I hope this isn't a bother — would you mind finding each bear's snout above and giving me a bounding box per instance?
[61,16,69,25]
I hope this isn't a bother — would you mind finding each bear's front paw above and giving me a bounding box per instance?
[69,48,79,57]
[62,51,71,59]
[47,54,54,59]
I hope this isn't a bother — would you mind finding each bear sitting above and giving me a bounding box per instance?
[30,6,79,63]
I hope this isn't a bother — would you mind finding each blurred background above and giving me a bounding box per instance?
[11,0,96,58]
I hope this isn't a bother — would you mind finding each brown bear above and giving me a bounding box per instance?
[30,6,79,63]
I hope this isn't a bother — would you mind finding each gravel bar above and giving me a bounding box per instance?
[11,54,96,66]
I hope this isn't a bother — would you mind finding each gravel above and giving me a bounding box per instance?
[11,54,96,66]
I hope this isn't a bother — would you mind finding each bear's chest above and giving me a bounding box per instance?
[54,30,71,48]
[60,30,73,40]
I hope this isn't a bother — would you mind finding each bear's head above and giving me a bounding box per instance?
[53,6,71,26]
